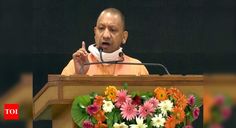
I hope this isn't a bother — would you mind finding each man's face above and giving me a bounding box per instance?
[94,12,127,53]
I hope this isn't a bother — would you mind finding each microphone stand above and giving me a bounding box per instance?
[84,61,170,75]
[81,48,170,75]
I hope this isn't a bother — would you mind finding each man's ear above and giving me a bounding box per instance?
[94,26,97,40]
[122,31,128,44]
[94,27,97,35]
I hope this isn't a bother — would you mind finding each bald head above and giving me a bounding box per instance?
[97,8,126,30]
[94,8,129,53]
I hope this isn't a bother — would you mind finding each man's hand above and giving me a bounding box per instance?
[73,41,89,74]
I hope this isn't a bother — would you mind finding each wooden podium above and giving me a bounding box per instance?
[33,75,204,128]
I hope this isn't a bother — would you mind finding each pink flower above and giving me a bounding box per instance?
[146,97,159,108]
[82,120,93,128]
[86,104,99,116]
[184,125,193,128]
[132,95,142,106]
[115,90,131,108]
[214,95,224,106]
[121,102,137,121]
[221,106,232,120]
[209,124,223,128]
[188,95,195,106]
[138,102,155,118]
[193,107,200,119]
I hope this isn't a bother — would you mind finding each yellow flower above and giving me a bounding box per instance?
[104,86,117,102]
[154,87,168,101]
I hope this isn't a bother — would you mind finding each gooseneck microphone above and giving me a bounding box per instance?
[98,47,104,62]
[81,47,171,75]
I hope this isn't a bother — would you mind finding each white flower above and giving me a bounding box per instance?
[130,117,148,128]
[151,114,166,127]
[158,100,173,116]
[102,100,114,112]
[113,122,128,128]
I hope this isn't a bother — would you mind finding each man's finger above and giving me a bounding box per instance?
[79,48,88,54]
[82,41,86,49]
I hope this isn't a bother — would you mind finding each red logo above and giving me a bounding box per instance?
[4,104,19,120]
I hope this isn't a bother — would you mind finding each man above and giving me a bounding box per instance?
[61,8,149,76]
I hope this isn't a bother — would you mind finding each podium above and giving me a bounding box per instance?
[33,75,204,128]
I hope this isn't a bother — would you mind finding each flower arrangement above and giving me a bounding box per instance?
[71,85,202,128]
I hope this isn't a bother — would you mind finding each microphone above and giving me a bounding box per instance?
[82,48,170,75]
[98,47,104,62]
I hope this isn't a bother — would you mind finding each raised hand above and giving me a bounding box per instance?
[73,41,89,74]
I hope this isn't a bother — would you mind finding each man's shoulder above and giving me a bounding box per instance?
[124,55,142,63]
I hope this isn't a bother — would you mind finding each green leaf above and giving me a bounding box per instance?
[155,109,162,115]
[224,96,233,106]
[176,122,184,128]
[131,92,138,97]
[91,117,97,124]
[141,95,148,101]
[114,108,122,123]
[184,105,192,116]
[123,82,128,89]
[114,114,118,124]
[169,96,175,103]
[89,92,97,98]
[77,95,91,108]
[113,109,121,123]
[146,117,152,128]
[107,111,115,128]
[194,94,202,108]
[146,92,154,97]
[140,92,153,100]
[212,106,223,122]
[187,111,194,122]
[71,95,91,127]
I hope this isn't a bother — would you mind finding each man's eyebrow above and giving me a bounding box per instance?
[97,23,118,27]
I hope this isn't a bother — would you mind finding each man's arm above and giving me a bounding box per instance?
[61,59,75,76]
[140,65,149,75]
[61,41,90,76]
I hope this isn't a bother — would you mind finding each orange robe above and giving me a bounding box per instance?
[61,53,149,76]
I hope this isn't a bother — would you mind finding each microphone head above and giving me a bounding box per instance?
[118,52,124,62]
[98,47,103,52]
[119,52,124,57]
